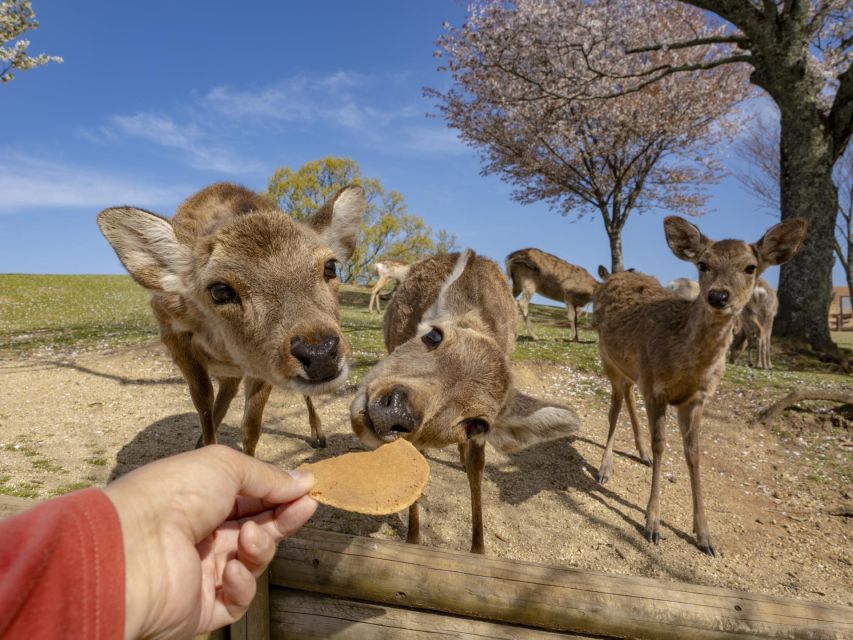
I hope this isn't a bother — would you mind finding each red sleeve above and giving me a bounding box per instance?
[0,488,125,640]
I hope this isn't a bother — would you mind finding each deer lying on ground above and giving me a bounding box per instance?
[368,259,410,313]
[730,278,778,369]
[593,216,807,556]
[98,183,366,454]
[506,248,597,341]
[351,250,580,553]
[666,277,700,300]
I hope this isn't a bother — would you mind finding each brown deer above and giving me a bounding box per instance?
[730,278,778,369]
[593,216,807,556]
[506,248,597,341]
[351,250,580,553]
[97,182,366,454]
[368,259,410,313]
[666,277,700,300]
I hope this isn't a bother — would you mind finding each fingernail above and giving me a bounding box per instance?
[288,469,314,486]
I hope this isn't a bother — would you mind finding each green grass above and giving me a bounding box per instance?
[0,474,41,499]
[0,274,157,354]
[48,481,92,497]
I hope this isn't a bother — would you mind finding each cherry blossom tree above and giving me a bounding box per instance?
[1,0,61,84]
[429,0,749,274]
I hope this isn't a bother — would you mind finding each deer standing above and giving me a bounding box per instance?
[506,248,597,341]
[730,278,778,369]
[593,216,807,555]
[351,251,580,553]
[368,259,410,313]
[98,183,366,454]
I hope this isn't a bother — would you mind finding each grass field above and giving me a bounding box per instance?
[1,274,849,392]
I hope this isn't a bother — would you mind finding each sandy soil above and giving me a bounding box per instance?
[0,340,850,607]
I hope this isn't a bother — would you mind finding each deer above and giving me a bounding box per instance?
[730,278,778,369]
[505,248,597,342]
[97,182,366,455]
[351,250,580,554]
[368,259,411,313]
[593,216,807,556]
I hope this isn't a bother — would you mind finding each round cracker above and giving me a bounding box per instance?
[298,438,429,515]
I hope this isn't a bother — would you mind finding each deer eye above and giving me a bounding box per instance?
[697,261,709,273]
[421,327,443,349]
[465,419,490,438]
[209,283,239,305]
[323,259,338,281]
[744,265,757,274]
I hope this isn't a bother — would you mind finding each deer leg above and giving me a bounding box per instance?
[597,379,624,484]
[406,499,421,545]
[677,400,715,556]
[369,275,388,313]
[624,382,650,466]
[240,377,272,457]
[304,395,326,448]
[729,329,747,365]
[457,442,466,466]
[518,290,537,340]
[195,376,242,448]
[567,303,579,342]
[164,332,215,447]
[643,395,668,545]
[464,439,487,554]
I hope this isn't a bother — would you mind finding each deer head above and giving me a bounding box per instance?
[98,183,366,394]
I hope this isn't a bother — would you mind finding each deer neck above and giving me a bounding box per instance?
[686,299,736,369]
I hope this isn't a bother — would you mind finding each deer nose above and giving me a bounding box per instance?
[707,289,730,309]
[290,335,340,381]
[367,386,419,441]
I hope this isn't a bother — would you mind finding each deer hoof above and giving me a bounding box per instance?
[640,455,652,467]
[310,436,327,449]
[643,528,660,545]
[596,469,610,484]
[699,543,717,557]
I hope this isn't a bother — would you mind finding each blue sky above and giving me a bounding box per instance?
[1,0,846,291]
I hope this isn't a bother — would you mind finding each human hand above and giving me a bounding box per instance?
[103,445,317,640]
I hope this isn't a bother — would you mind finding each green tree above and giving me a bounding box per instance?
[1,0,61,84]
[266,157,457,283]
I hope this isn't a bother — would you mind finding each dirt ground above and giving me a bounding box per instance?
[1,340,851,607]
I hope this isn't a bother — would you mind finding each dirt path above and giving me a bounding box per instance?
[0,341,850,606]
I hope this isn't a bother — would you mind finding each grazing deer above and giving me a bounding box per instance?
[368,259,410,313]
[666,277,700,300]
[506,248,597,341]
[351,251,580,553]
[593,216,807,555]
[730,278,778,369]
[98,183,366,454]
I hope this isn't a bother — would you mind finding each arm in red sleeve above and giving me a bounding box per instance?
[0,488,125,640]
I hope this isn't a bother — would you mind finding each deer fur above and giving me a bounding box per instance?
[97,182,366,454]
[506,248,597,341]
[666,277,700,300]
[593,216,807,556]
[368,259,411,313]
[730,278,778,369]
[351,250,580,553]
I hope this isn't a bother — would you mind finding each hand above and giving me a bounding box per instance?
[103,445,317,640]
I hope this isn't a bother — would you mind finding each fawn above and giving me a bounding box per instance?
[98,182,366,454]
[593,216,807,555]
[368,259,411,313]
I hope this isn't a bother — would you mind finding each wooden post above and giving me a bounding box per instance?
[229,571,270,640]
[271,528,853,640]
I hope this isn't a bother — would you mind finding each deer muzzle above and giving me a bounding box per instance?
[366,386,420,442]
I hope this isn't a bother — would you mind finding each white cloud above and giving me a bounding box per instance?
[110,113,260,174]
[0,152,189,213]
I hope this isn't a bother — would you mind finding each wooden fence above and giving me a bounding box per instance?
[2,496,851,639]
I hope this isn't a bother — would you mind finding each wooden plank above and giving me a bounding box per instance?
[271,528,853,640]
[231,571,270,640]
[269,588,591,639]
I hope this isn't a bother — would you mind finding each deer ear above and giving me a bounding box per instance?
[753,218,808,267]
[664,216,710,262]
[487,390,580,454]
[422,250,473,322]
[97,207,191,293]
[303,185,367,262]
[597,265,610,280]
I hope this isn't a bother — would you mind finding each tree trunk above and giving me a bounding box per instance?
[606,228,625,274]
[773,103,838,353]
